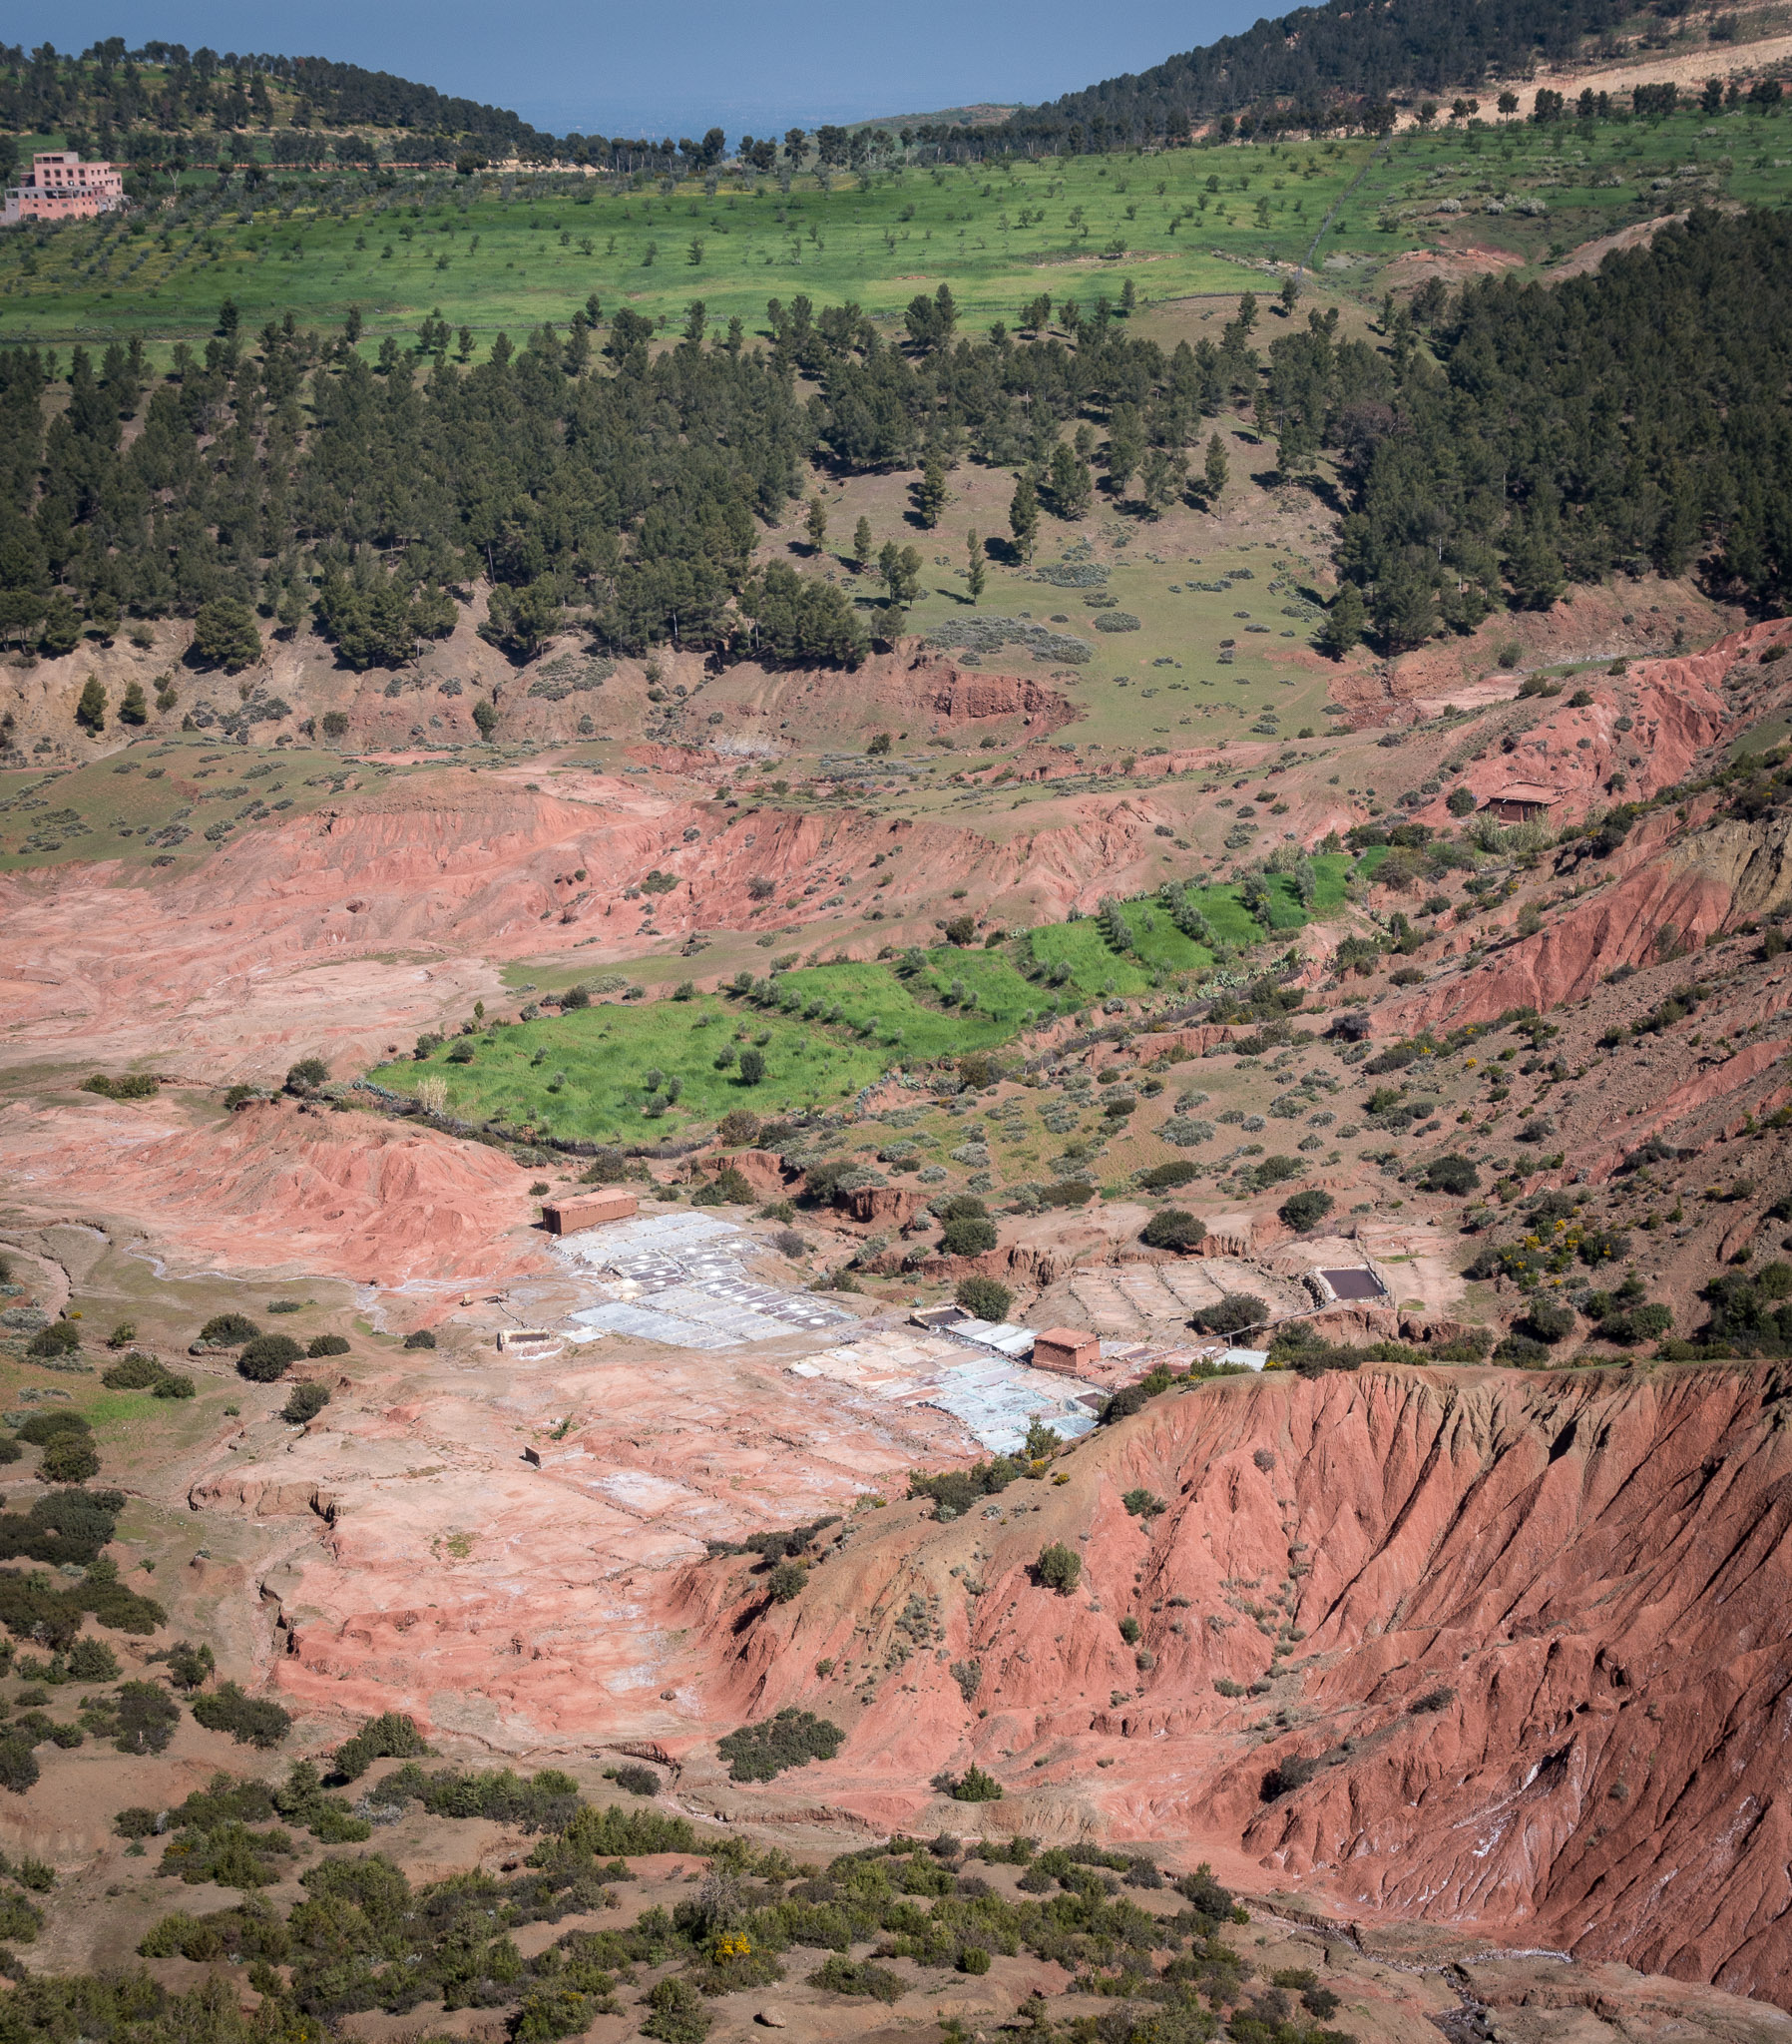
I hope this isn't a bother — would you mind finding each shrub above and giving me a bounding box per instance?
[1521,1298,1576,1343]
[1193,1292,1269,1336]
[1138,1161,1198,1191]
[200,1312,261,1346]
[307,1334,351,1361]
[765,1561,806,1603]
[115,1805,159,1838]
[1423,1154,1481,1196]
[716,1709,844,1783]
[1122,1488,1167,1519]
[331,1710,430,1784]
[1598,1301,1672,1345]
[1037,1542,1083,1595]
[284,1057,329,1094]
[955,1275,1013,1322]
[280,1383,330,1425]
[0,1739,38,1795]
[613,1763,661,1796]
[69,1637,121,1681]
[1141,1208,1205,1251]
[237,1334,302,1381]
[947,1764,1004,1801]
[401,1327,437,1349]
[25,1321,81,1359]
[1262,1753,1319,1797]
[737,1048,765,1086]
[1494,1331,1552,1365]
[114,1680,182,1755]
[940,1214,998,1257]
[643,1976,711,2044]
[40,1435,101,1483]
[102,1351,168,1390]
[1278,1189,1334,1233]
[694,1165,755,1207]
[164,1642,217,1691]
[959,1945,992,1973]
[191,1682,292,1750]
[1447,785,1477,815]
[810,1956,904,2003]
[15,1410,91,1446]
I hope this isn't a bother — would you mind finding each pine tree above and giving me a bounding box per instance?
[805,496,827,550]
[852,516,873,571]
[965,529,987,605]
[916,454,948,528]
[75,675,106,733]
[1107,406,1144,497]
[1318,582,1365,658]
[1009,474,1040,563]
[1203,432,1229,503]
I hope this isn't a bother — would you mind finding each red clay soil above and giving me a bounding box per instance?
[1,1092,547,1283]
[664,1361,1792,2003]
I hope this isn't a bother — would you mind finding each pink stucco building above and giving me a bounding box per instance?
[4,153,126,226]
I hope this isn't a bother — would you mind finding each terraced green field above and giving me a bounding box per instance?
[6,102,1788,351]
[378,851,1360,1141]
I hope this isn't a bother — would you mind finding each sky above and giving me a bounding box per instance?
[10,1,1269,141]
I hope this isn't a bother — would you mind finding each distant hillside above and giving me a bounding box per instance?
[975,0,1706,150]
[0,37,558,169]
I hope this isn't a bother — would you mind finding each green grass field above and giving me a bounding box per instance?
[377,850,1366,1142]
[7,104,1788,351]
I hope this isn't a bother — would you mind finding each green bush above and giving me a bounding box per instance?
[40,1434,101,1483]
[1278,1189,1334,1233]
[1138,1161,1197,1190]
[200,1312,262,1346]
[0,1739,39,1793]
[114,1680,181,1755]
[1521,1298,1576,1343]
[1037,1542,1082,1595]
[280,1382,330,1424]
[1141,1207,1205,1250]
[331,1710,430,1784]
[99,1352,160,1388]
[68,1637,121,1681]
[164,1641,217,1691]
[940,1214,997,1256]
[0,1891,42,1942]
[15,1411,91,1446]
[1193,1292,1269,1336]
[643,1975,710,2044]
[1422,1154,1480,1196]
[612,1763,661,1796]
[401,1328,437,1349]
[236,1334,302,1381]
[955,1275,1013,1322]
[716,1708,844,1784]
[958,1945,992,1974]
[191,1682,292,1750]
[738,1048,766,1086]
[947,1764,1003,1801]
[24,1321,80,1359]
[810,1955,904,2003]
[765,1560,806,1603]
[307,1333,350,1357]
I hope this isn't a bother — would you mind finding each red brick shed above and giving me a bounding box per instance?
[542,1189,639,1234]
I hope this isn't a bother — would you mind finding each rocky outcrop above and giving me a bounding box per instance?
[670,1361,1792,2005]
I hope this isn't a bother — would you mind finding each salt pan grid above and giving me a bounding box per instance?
[788,1329,1104,1454]
[554,1212,852,1350]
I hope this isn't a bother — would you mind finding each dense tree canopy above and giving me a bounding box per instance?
[2,208,1787,679]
